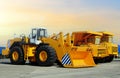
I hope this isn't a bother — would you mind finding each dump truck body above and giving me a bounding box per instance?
[72,31,108,63]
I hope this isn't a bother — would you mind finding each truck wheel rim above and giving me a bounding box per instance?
[12,51,19,61]
[39,51,47,62]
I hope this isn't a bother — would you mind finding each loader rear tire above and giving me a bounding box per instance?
[10,47,25,65]
[35,45,56,66]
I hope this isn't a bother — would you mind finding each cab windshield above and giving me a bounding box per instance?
[108,36,113,43]
[87,37,95,44]
[87,37,100,45]
[32,28,48,40]
[95,37,100,45]
[101,36,113,43]
[38,29,48,38]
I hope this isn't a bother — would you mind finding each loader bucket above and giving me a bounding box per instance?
[62,51,96,68]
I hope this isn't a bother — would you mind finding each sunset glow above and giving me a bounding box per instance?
[0,0,120,45]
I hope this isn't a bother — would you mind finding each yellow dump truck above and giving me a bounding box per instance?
[72,31,108,63]
[2,28,96,68]
[99,31,118,62]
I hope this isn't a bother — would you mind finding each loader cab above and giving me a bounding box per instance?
[30,28,48,45]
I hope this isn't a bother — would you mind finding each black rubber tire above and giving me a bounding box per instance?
[103,57,108,63]
[10,47,25,65]
[100,58,106,63]
[93,58,100,64]
[55,60,63,67]
[107,56,114,62]
[29,61,38,65]
[35,45,56,66]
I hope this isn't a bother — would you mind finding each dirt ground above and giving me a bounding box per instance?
[0,59,120,78]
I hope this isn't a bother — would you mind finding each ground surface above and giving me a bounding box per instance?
[0,59,120,78]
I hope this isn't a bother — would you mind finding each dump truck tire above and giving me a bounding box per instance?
[94,58,107,64]
[10,47,25,65]
[35,45,56,66]
[94,58,99,64]
[107,56,114,62]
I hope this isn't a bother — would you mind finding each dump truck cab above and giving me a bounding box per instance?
[87,36,100,45]
[72,31,108,63]
[86,34,107,58]
[100,31,118,62]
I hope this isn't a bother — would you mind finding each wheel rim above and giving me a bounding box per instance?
[12,51,19,61]
[39,51,47,62]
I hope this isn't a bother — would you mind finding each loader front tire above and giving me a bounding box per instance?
[36,45,56,66]
[29,61,38,65]
[10,47,25,65]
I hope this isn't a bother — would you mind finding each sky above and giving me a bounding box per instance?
[0,0,120,46]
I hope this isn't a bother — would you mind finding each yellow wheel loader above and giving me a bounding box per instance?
[99,31,118,62]
[72,31,108,64]
[2,28,96,68]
